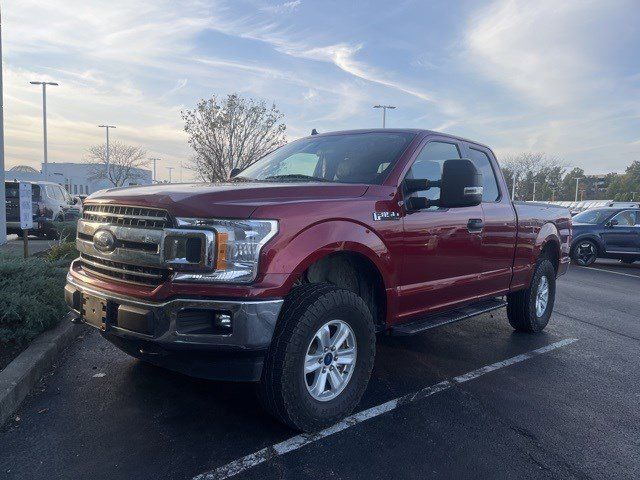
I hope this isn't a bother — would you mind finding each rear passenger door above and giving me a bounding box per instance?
[464,144,517,298]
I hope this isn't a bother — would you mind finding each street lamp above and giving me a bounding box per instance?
[30,81,58,180]
[149,157,159,183]
[98,125,116,184]
[0,11,6,244]
[167,166,174,183]
[373,105,396,128]
[532,181,538,201]
[575,177,581,202]
[511,173,518,200]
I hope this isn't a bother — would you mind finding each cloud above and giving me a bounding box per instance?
[262,1,302,14]
[465,0,610,106]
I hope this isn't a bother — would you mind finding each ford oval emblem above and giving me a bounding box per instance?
[93,229,116,253]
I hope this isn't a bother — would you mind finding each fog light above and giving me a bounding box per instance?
[176,309,232,335]
[215,312,232,329]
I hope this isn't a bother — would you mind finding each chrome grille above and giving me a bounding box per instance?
[83,204,171,229]
[79,253,170,286]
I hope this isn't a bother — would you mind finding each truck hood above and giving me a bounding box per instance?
[86,182,369,218]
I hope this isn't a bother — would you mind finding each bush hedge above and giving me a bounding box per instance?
[0,254,72,345]
[53,220,78,242]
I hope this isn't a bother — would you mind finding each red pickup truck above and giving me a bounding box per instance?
[65,129,571,431]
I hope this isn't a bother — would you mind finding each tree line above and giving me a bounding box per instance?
[500,154,640,202]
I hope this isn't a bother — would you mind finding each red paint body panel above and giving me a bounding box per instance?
[72,129,571,328]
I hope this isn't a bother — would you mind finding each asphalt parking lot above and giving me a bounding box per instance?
[1,260,639,480]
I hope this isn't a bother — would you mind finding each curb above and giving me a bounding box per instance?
[0,317,82,426]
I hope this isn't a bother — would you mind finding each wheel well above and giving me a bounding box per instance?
[298,252,387,329]
[540,240,560,273]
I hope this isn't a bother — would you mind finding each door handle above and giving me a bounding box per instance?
[467,218,484,233]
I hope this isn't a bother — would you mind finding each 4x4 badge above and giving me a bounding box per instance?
[373,211,400,221]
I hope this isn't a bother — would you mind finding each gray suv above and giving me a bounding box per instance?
[5,180,79,238]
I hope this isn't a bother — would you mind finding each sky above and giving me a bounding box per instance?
[3,0,640,181]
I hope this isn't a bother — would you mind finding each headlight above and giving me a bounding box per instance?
[170,218,278,283]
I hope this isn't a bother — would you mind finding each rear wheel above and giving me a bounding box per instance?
[507,259,556,333]
[572,240,597,266]
[258,283,376,432]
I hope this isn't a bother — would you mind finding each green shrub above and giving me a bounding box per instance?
[45,241,78,262]
[0,255,71,345]
[53,220,78,242]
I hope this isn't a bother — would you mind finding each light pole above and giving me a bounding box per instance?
[150,157,159,183]
[179,162,183,182]
[574,177,581,202]
[30,81,58,180]
[511,174,518,200]
[0,10,6,244]
[167,166,174,183]
[532,181,538,201]
[373,105,396,128]
[98,125,116,185]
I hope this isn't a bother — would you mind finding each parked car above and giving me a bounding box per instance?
[570,207,639,266]
[64,129,571,431]
[4,180,79,238]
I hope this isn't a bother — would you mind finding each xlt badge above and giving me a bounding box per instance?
[373,211,400,221]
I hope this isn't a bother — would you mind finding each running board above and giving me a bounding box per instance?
[390,297,507,336]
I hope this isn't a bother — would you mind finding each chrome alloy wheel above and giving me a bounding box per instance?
[304,320,357,402]
[576,241,596,265]
[535,275,549,317]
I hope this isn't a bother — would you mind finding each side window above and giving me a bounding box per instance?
[45,185,58,200]
[468,148,500,202]
[405,141,461,202]
[611,210,635,226]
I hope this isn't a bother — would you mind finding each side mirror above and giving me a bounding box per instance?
[439,159,483,208]
[606,219,618,227]
[404,159,483,211]
[230,168,241,179]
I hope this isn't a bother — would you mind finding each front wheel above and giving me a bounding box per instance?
[259,283,376,432]
[572,240,597,266]
[507,259,556,333]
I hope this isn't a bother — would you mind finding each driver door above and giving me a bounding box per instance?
[399,139,485,321]
[602,210,638,254]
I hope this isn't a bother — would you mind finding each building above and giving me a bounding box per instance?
[5,162,152,195]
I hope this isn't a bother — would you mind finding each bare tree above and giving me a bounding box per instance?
[85,140,149,187]
[182,93,287,182]
[499,152,566,201]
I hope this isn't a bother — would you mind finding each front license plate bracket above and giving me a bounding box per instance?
[82,294,107,331]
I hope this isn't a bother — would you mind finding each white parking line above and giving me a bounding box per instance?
[192,338,578,480]
[581,266,640,279]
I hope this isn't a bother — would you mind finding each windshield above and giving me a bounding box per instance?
[238,132,416,184]
[573,209,613,224]
[5,182,41,200]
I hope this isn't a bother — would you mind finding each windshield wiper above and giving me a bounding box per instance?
[229,176,254,183]
[263,174,330,183]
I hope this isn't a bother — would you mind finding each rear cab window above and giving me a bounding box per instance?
[466,146,501,202]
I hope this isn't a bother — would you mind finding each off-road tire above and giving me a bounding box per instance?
[507,259,556,332]
[258,282,376,432]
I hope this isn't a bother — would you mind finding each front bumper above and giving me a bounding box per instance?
[65,275,283,381]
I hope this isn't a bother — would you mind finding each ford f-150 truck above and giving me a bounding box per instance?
[65,129,571,431]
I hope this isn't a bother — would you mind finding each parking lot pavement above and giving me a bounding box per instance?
[0,235,57,256]
[1,264,639,480]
